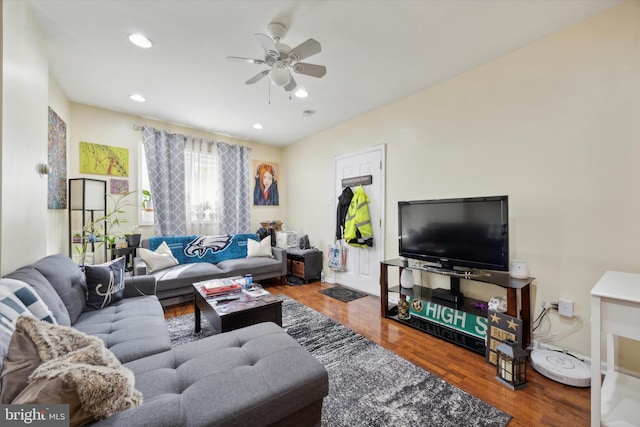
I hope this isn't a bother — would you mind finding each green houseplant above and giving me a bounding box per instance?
[75,191,136,265]
[141,189,153,211]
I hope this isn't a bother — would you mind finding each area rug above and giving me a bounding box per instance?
[166,297,511,426]
[319,285,369,302]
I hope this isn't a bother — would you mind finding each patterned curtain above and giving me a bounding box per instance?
[142,126,187,236]
[217,142,250,234]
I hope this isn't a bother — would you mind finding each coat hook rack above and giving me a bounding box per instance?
[341,175,372,188]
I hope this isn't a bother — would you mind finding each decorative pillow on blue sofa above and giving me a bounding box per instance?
[84,257,126,311]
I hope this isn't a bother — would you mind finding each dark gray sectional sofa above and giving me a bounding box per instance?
[0,254,329,426]
[135,235,288,306]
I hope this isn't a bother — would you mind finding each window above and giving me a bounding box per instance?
[184,139,221,235]
[138,145,154,226]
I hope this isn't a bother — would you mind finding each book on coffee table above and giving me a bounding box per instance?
[198,276,244,296]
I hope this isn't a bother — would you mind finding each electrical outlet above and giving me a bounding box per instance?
[558,298,573,317]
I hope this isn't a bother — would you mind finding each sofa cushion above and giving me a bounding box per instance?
[73,295,171,364]
[217,256,283,277]
[30,254,87,324]
[247,236,273,258]
[151,263,225,294]
[138,241,179,273]
[117,322,328,427]
[5,267,71,326]
[2,316,142,424]
[84,257,126,311]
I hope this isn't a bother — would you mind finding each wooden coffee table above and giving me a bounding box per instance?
[193,282,282,334]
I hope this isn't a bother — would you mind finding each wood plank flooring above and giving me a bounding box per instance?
[165,280,590,426]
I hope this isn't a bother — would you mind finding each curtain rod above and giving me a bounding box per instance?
[132,123,251,150]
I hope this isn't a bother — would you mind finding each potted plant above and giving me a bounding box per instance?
[142,189,153,211]
[125,226,142,248]
[75,191,136,266]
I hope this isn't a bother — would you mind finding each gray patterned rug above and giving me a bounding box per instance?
[165,296,511,427]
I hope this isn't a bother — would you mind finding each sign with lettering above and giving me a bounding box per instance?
[408,297,488,340]
[485,310,523,366]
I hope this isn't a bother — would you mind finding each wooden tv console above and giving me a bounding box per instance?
[380,258,533,354]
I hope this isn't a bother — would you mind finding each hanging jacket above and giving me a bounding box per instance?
[336,186,354,240]
[344,185,373,247]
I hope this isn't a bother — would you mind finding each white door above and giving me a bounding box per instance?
[333,145,385,296]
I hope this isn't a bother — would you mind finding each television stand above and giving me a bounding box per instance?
[431,286,463,307]
[380,258,534,355]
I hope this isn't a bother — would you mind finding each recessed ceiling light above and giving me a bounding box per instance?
[129,33,152,49]
[130,94,146,102]
[253,123,263,129]
[295,89,308,98]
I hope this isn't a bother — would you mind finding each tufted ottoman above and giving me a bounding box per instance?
[93,322,329,427]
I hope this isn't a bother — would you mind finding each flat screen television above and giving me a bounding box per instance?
[398,195,509,272]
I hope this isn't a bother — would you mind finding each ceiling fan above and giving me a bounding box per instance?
[226,22,326,92]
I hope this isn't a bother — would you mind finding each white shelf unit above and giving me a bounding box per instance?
[591,271,640,427]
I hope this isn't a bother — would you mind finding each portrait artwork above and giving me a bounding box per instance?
[252,160,279,206]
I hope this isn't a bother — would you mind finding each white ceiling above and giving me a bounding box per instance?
[27,0,622,146]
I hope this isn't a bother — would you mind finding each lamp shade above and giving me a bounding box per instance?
[400,268,413,289]
[69,178,106,210]
[270,62,291,86]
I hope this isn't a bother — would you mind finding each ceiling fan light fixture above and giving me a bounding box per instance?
[253,123,263,129]
[295,89,308,98]
[128,33,152,49]
[270,62,291,87]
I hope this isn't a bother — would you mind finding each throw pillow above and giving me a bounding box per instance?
[1,316,142,424]
[84,257,126,311]
[247,236,273,258]
[0,286,32,383]
[138,241,179,273]
[0,278,57,324]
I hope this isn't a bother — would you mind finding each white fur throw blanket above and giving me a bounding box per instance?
[7,315,142,423]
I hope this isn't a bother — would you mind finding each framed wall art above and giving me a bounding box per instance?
[47,107,67,209]
[252,160,280,206]
[79,141,129,176]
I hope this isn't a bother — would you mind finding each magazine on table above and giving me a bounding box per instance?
[242,286,270,298]
[197,276,244,295]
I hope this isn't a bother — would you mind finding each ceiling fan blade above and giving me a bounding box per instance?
[226,56,265,65]
[245,70,270,85]
[284,76,297,92]
[255,33,279,59]
[288,39,321,62]
[292,63,327,78]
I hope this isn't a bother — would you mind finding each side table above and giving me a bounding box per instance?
[111,246,137,273]
[287,248,323,282]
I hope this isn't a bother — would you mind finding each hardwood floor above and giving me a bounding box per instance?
[165,280,590,426]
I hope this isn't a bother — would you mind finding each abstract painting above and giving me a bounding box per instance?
[79,141,129,176]
[110,178,129,194]
[47,107,67,209]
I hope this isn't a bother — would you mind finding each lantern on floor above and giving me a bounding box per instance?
[495,339,528,390]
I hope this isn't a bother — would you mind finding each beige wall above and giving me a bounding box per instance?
[67,103,284,258]
[284,2,640,368]
[1,0,49,274]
